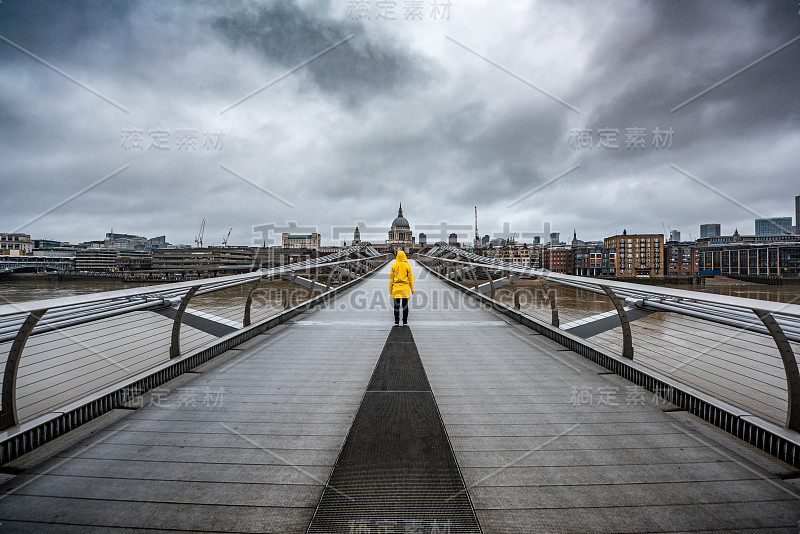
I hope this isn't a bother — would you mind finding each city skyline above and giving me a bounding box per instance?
[1,1,799,247]
[7,207,798,250]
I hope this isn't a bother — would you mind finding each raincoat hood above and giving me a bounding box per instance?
[395,251,408,262]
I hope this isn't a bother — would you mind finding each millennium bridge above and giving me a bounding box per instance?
[0,242,798,533]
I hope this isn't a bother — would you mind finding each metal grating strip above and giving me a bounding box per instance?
[367,327,431,393]
[307,327,482,534]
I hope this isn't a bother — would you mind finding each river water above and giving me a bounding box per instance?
[659,279,800,304]
[0,274,150,304]
[2,273,799,305]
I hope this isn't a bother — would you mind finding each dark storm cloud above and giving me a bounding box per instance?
[314,92,577,208]
[0,0,797,246]
[515,0,800,238]
[212,0,431,105]
[0,0,137,65]
[583,0,800,143]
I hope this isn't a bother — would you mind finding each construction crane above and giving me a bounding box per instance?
[474,206,479,248]
[195,218,205,248]
[222,227,232,247]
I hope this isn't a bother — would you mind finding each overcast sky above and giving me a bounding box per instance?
[1,0,798,246]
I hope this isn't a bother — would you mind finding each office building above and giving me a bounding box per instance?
[700,224,721,238]
[116,250,152,271]
[33,239,61,249]
[755,217,792,236]
[148,236,168,250]
[105,232,150,251]
[32,247,79,259]
[699,242,800,277]
[75,248,118,272]
[448,233,458,246]
[152,247,253,272]
[795,195,799,234]
[668,229,681,242]
[697,230,800,246]
[418,233,426,246]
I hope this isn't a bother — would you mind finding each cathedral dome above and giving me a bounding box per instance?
[392,216,410,228]
[391,203,410,228]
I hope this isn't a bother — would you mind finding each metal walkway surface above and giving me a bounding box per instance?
[0,261,799,533]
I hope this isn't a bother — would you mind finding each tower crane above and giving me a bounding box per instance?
[195,218,205,248]
[222,227,232,247]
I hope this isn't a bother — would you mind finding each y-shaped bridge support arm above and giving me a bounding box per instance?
[602,287,633,360]
[755,310,800,431]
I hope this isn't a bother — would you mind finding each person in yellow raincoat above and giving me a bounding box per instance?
[389,250,414,326]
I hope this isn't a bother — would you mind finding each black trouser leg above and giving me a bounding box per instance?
[393,298,409,324]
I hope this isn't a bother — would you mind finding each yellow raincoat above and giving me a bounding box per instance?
[389,251,415,299]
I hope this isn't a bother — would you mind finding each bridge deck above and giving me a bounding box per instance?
[0,261,799,533]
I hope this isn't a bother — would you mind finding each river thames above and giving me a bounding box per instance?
[2,272,799,304]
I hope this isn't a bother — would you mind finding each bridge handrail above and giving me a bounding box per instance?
[0,243,391,434]
[0,243,383,318]
[0,253,388,342]
[423,247,800,319]
[425,255,800,338]
[420,244,800,432]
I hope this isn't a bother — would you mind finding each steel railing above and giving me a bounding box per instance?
[417,244,800,467]
[0,243,390,451]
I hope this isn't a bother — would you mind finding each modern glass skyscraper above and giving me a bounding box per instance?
[700,224,721,238]
[754,217,792,235]
[795,195,799,234]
